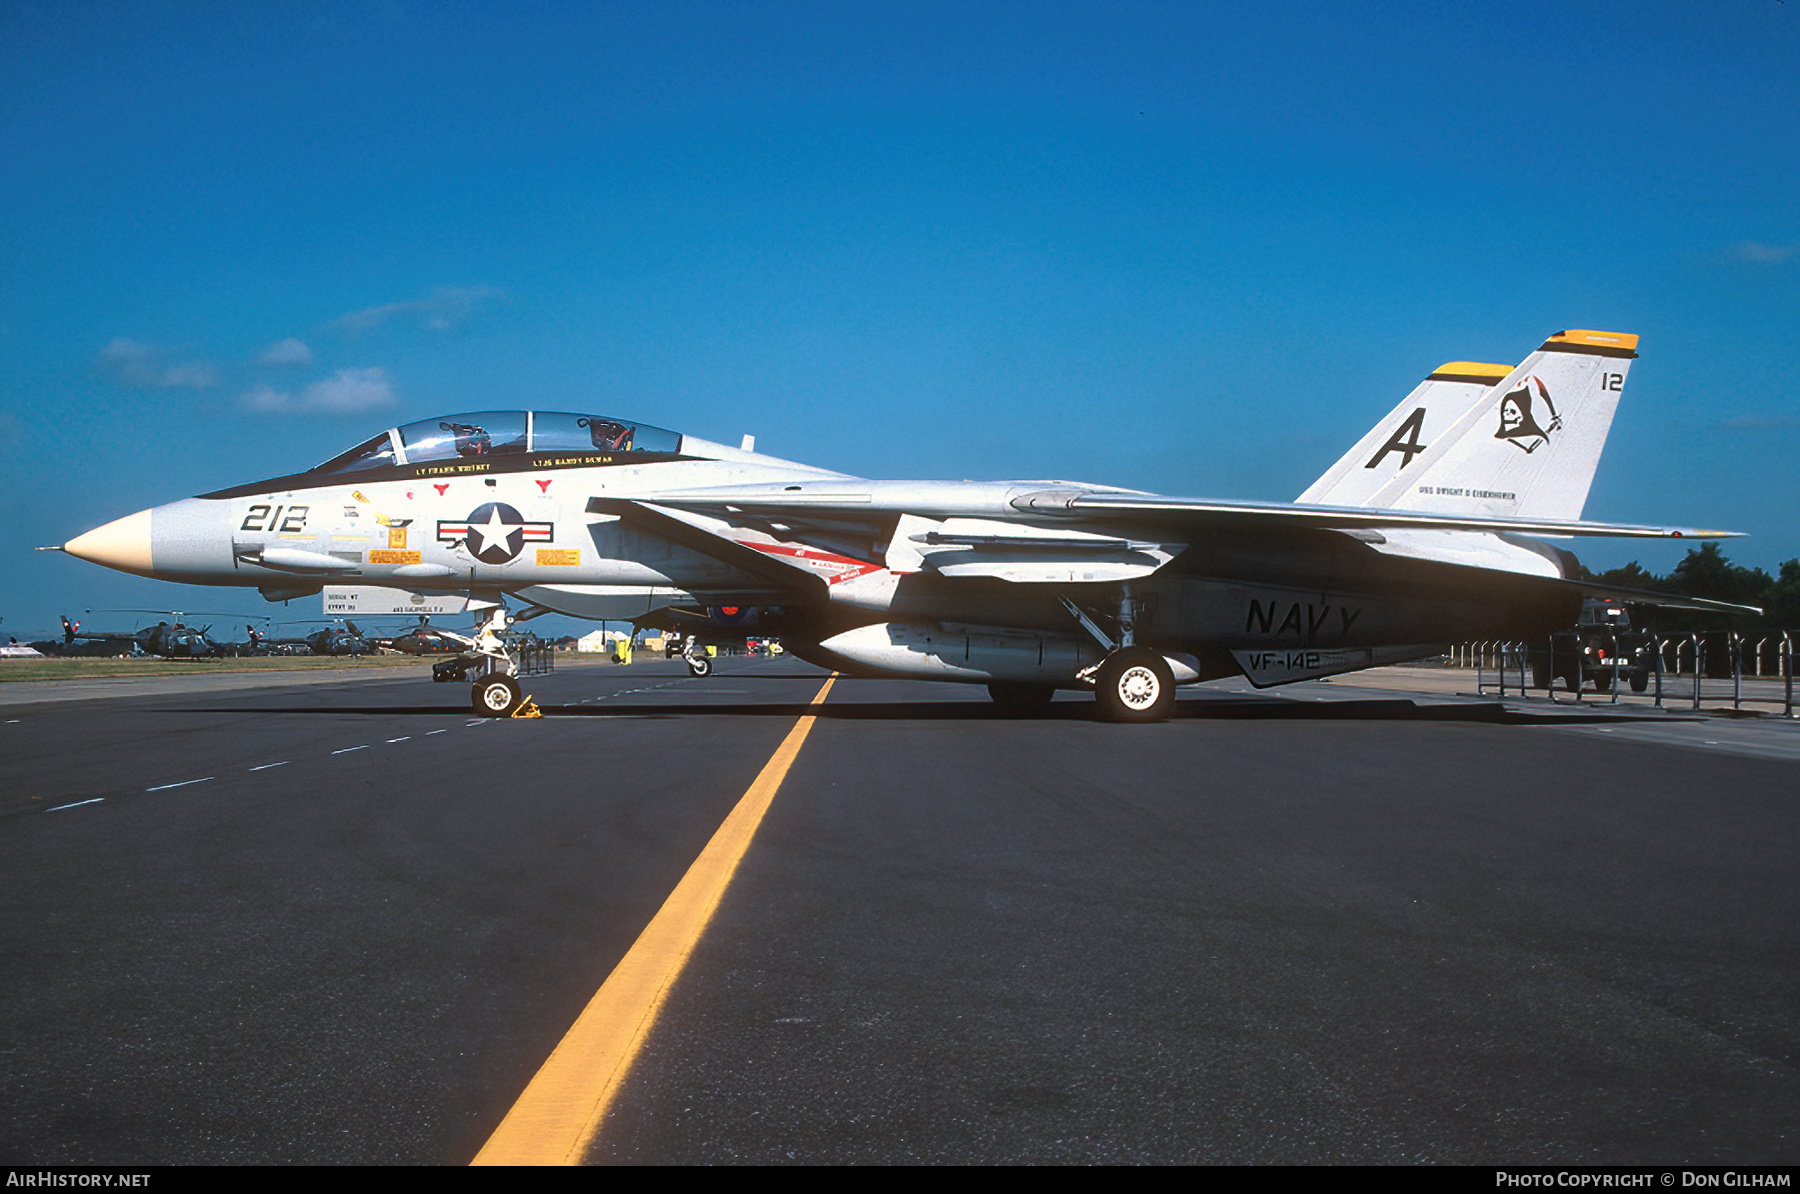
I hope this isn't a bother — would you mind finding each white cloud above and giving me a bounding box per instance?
[241,383,291,412]
[334,300,415,332]
[304,367,394,411]
[1732,241,1797,264]
[259,337,314,366]
[332,285,507,333]
[97,338,219,389]
[241,367,394,414]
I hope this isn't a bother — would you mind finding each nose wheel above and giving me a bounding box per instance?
[473,674,522,717]
[686,654,713,677]
[1094,648,1173,722]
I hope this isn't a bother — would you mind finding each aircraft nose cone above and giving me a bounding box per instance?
[64,508,155,576]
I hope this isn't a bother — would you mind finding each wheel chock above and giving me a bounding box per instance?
[511,696,543,719]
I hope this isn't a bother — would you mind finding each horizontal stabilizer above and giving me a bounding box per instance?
[1568,580,1762,617]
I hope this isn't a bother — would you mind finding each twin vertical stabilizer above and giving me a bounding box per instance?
[1305,330,1638,522]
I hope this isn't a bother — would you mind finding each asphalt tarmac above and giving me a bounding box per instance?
[1,657,1796,1165]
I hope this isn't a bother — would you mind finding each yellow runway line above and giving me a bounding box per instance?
[471,674,837,1166]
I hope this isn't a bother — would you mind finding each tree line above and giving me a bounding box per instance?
[1584,543,1800,631]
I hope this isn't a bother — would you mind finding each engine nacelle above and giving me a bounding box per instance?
[808,621,1201,687]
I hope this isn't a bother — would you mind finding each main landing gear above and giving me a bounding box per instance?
[1092,647,1174,723]
[1060,586,1178,723]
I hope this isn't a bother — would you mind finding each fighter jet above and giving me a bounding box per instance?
[56,330,1748,719]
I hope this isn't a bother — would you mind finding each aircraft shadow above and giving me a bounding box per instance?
[163,698,1686,725]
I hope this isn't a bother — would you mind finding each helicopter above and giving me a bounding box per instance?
[49,611,270,658]
[378,616,475,656]
[263,619,376,657]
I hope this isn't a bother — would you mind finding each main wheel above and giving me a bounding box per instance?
[1592,672,1613,693]
[1094,648,1174,723]
[1630,671,1649,694]
[686,654,713,677]
[987,682,1057,717]
[472,674,521,717]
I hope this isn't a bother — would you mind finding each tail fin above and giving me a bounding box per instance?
[1358,330,1638,520]
[1298,361,1513,506]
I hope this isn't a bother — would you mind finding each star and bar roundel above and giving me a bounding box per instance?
[437,503,554,564]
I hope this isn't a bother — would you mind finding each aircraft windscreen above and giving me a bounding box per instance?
[531,411,680,454]
[311,432,399,474]
[308,410,682,476]
[399,412,528,462]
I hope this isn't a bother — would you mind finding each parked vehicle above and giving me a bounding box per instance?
[1530,601,1652,694]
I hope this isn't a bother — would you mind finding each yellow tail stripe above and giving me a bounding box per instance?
[471,674,838,1165]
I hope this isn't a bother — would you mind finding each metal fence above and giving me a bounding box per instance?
[516,641,555,676]
[1455,630,1796,716]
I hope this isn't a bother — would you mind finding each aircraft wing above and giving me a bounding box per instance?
[1027,492,1738,541]
[631,482,1739,541]
[594,482,1741,594]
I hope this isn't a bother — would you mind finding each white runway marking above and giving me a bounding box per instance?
[427,728,450,735]
[48,798,104,811]
[387,737,410,743]
[332,745,369,754]
[146,777,213,791]
[249,762,288,771]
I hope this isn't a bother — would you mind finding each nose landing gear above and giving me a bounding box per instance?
[473,673,522,716]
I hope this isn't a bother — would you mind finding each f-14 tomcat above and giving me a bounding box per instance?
[58,329,1744,720]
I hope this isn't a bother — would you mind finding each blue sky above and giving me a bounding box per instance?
[3,0,1796,640]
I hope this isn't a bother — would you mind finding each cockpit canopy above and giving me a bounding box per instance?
[312,411,682,475]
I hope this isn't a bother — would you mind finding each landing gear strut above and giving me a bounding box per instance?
[460,608,524,716]
[1063,585,1178,723]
